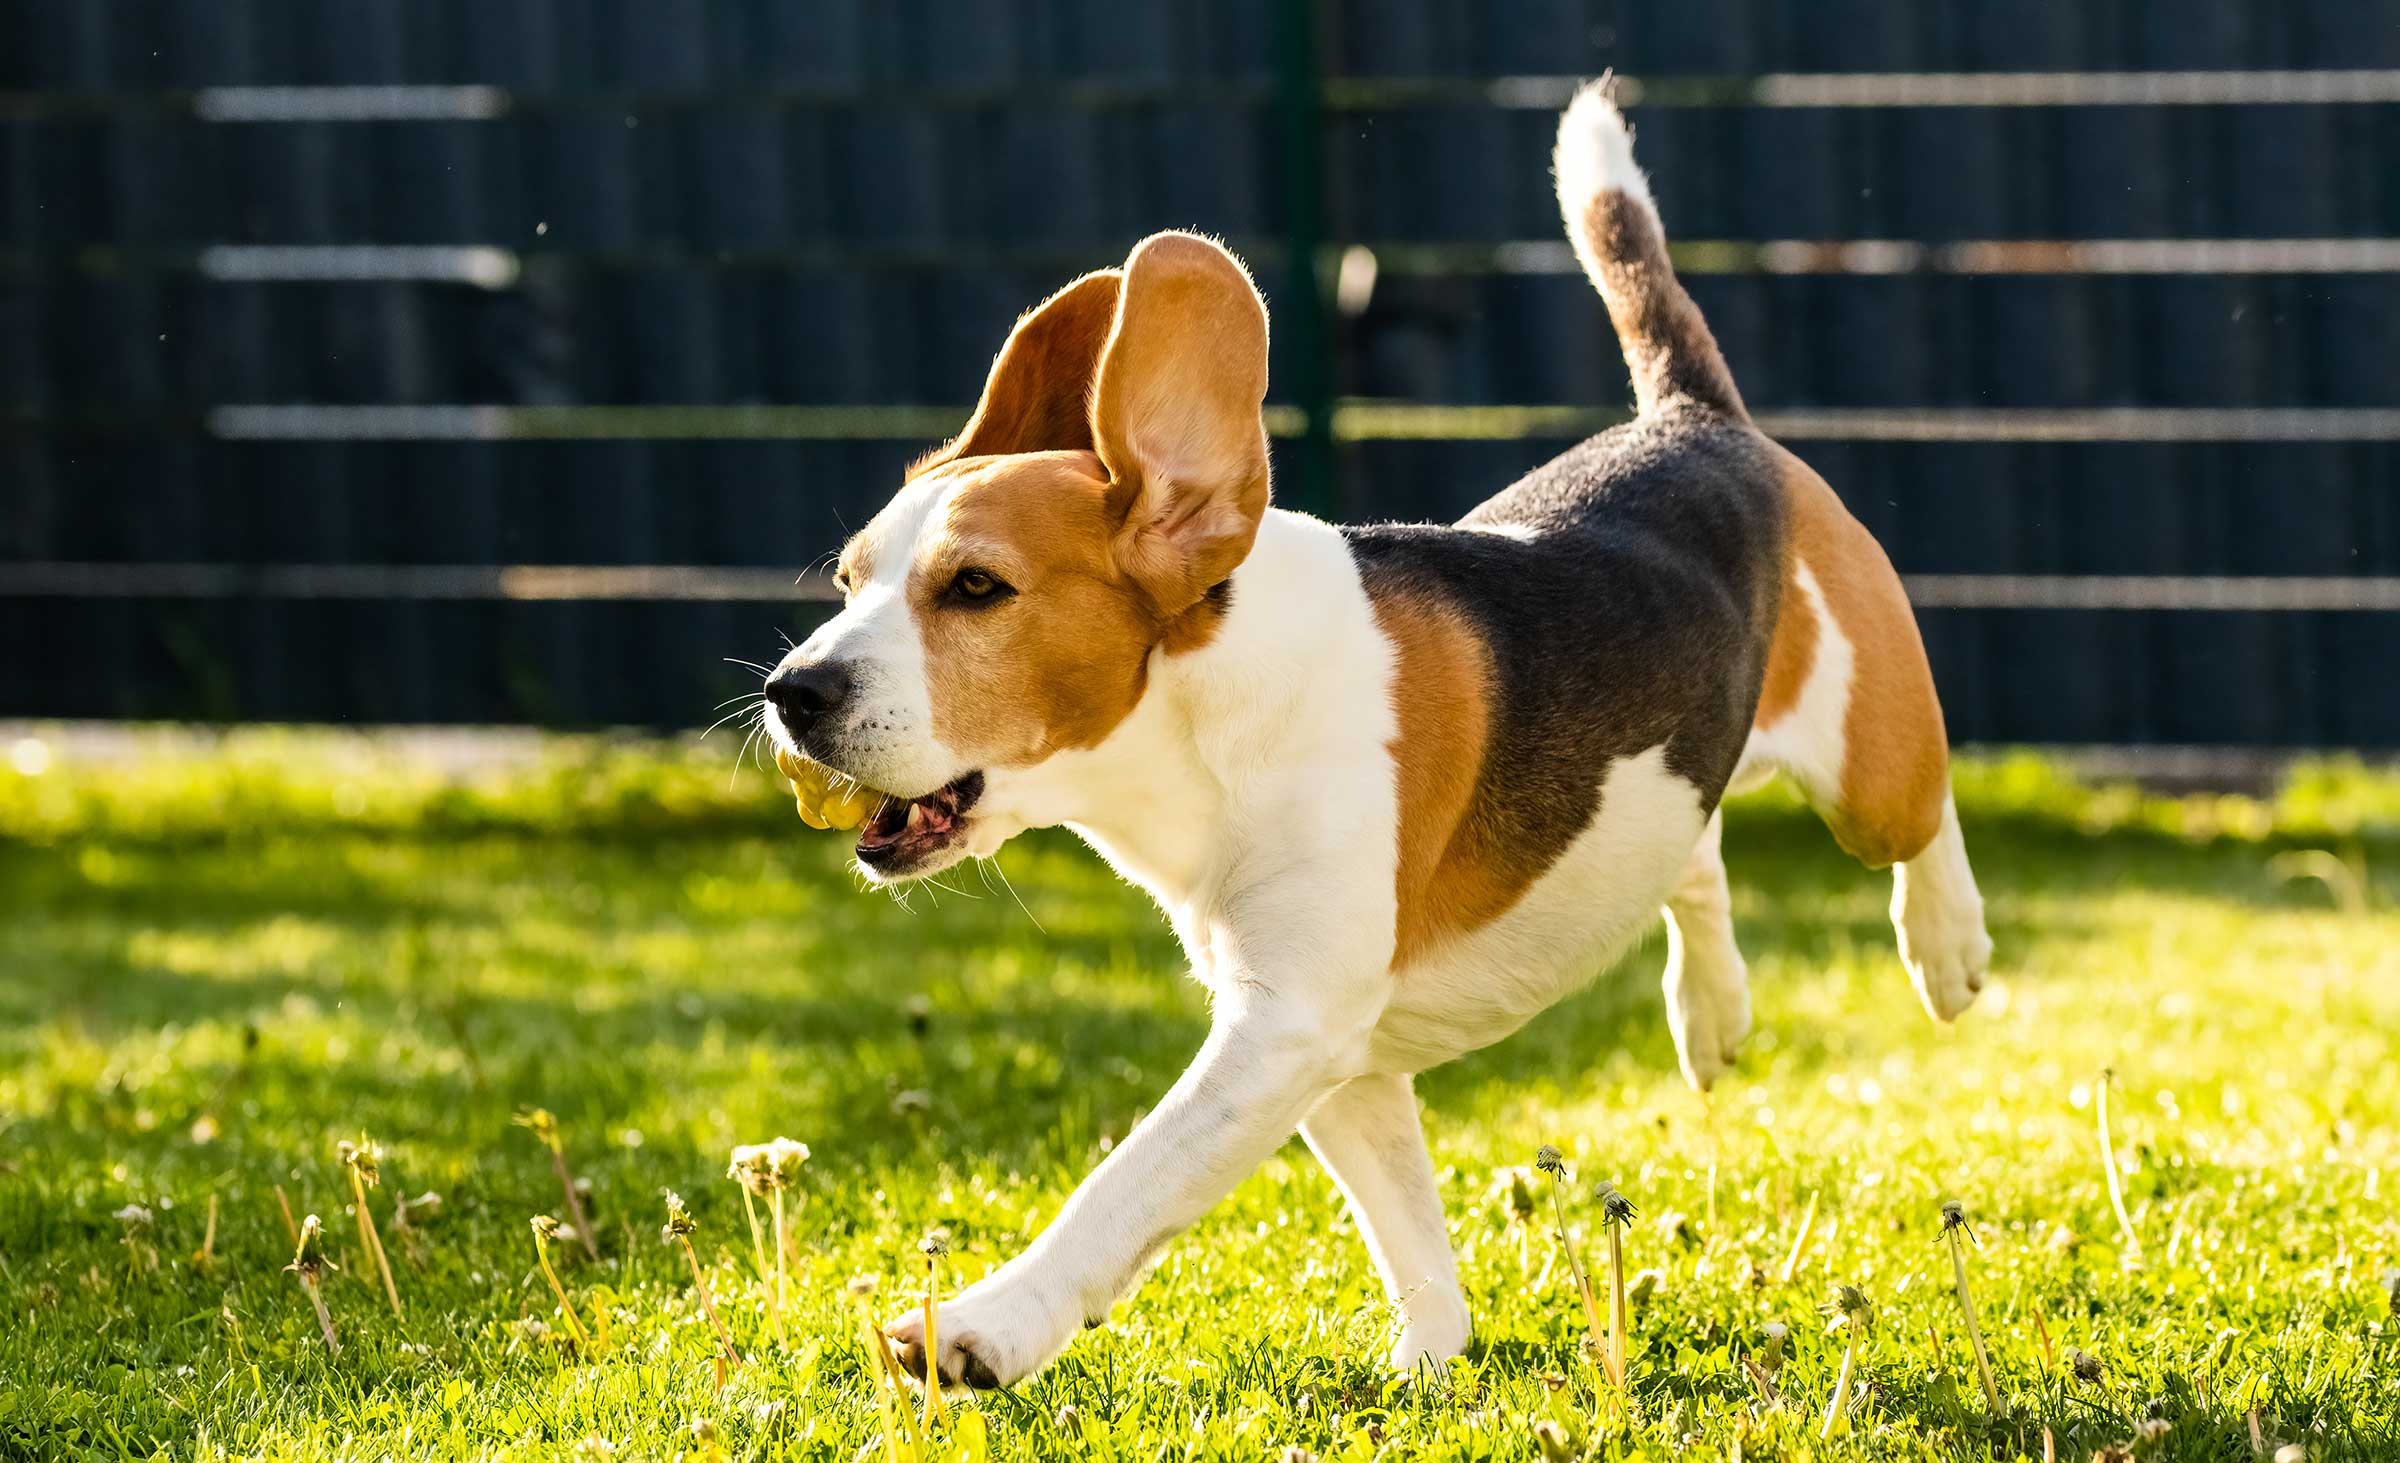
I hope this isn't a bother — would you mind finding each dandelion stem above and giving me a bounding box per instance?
[1820,1336,1855,1439]
[768,1188,789,1348]
[1945,1222,2001,1413]
[272,1185,300,1248]
[1606,1222,1627,1391]
[922,1243,948,1427]
[1594,1179,1636,1398]
[739,1186,768,1286]
[678,1236,741,1371]
[1779,1190,1820,1284]
[532,1225,592,1350]
[300,1275,339,1354]
[550,1146,599,1261]
[2096,1069,2146,1265]
[348,1165,402,1317]
[853,1286,920,1463]
[1544,1172,1605,1361]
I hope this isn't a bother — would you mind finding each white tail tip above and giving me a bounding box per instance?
[1553,80,1651,211]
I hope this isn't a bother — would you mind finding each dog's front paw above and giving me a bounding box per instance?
[1388,1290,1473,1375]
[1665,948,1751,1093]
[884,1278,1077,1392]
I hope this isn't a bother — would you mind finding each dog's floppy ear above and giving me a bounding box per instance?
[911,269,1124,474]
[1090,232,1271,619]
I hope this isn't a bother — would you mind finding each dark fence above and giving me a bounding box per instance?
[5,1,2397,744]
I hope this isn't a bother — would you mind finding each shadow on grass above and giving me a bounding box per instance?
[5,804,2385,1253]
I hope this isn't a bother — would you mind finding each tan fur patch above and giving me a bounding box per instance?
[885,232,1269,772]
[1370,588,1548,969]
[1755,446,1949,866]
[909,452,1160,768]
[1753,543,1818,729]
[1093,234,1272,621]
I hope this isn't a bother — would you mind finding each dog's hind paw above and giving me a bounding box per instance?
[1894,881,1991,1024]
[1665,949,1751,1093]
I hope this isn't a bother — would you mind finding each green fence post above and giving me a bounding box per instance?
[1274,0,1335,518]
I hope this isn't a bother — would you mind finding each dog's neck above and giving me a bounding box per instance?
[1046,507,1396,953]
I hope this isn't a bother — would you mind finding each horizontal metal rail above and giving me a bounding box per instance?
[15,237,2400,282]
[7,562,2399,613]
[0,562,838,602]
[190,403,2400,444]
[8,70,2400,120]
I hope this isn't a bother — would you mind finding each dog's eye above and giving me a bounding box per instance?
[949,568,1010,603]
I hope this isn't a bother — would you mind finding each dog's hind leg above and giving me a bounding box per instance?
[1663,810,1751,1092]
[1747,444,1993,1022]
[1301,1073,1469,1372]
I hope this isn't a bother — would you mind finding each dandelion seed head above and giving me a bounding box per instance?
[2073,1349,2105,1382]
[1534,1144,1565,1177]
[337,1135,381,1186]
[1827,1283,1874,1330]
[1594,1179,1636,1225]
[1940,1198,1967,1231]
[920,1226,952,1258]
[114,1203,155,1229]
[661,1191,695,1242]
[531,1214,564,1243]
[846,1273,878,1300]
[727,1137,809,1193]
[288,1214,328,1274]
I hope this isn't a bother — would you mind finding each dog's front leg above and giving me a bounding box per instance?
[887,971,1383,1390]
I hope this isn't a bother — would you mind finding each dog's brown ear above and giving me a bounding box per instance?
[1089,232,1271,619]
[910,269,1124,475]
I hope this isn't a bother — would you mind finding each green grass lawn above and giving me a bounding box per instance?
[3,732,2397,1461]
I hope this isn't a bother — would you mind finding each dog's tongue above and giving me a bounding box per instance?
[858,791,955,852]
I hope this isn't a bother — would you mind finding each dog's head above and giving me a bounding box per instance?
[762,232,1271,881]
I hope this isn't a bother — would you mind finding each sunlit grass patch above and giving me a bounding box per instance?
[1,733,2396,1459]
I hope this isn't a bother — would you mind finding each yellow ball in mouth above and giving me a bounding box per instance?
[774,746,886,831]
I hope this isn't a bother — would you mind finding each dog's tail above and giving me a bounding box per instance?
[1553,80,1746,420]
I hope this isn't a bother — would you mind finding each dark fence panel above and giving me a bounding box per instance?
[4,0,2397,744]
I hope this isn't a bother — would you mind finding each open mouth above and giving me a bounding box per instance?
[855,772,984,873]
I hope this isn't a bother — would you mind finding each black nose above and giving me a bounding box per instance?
[764,662,852,738]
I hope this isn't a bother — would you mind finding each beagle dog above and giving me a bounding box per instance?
[761,83,1992,1388]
